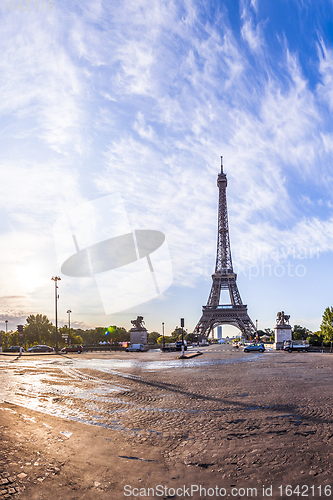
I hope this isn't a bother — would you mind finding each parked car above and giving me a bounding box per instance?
[175,340,187,351]
[28,345,54,353]
[61,344,83,354]
[3,346,25,353]
[244,343,265,353]
[125,344,145,352]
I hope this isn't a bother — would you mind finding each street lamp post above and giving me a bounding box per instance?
[51,276,61,352]
[181,318,185,357]
[67,310,72,345]
[162,322,165,351]
[5,320,8,349]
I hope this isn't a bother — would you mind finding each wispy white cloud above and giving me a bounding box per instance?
[133,112,156,141]
[0,15,86,155]
[1,0,333,328]
[240,0,263,51]
[250,0,258,13]
[317,38,333,111]
[97,1,333,283]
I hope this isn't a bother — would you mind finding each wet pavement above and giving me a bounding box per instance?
[1,345,332,498]
[0,346,269,431]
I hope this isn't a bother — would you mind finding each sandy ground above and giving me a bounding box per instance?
[0,346,332,500]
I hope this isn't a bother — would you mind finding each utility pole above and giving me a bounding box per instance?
[51,276,61,352]
[181,318,185,358]
[162,322,165,351]
[67,310,72,345]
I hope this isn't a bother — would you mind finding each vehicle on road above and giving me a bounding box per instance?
[27,345,54,353]
[61,344,83,354]
[175,340,187,351]
[3,346,25,353]
[283,340,309,352]
[244,343,265,353]
[125,344,145,352]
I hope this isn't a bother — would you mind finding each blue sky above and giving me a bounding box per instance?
[1,0,333,336]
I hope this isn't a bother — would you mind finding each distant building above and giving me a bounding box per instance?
[217,326,222,339]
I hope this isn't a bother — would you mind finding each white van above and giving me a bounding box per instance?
[125,344,145,352]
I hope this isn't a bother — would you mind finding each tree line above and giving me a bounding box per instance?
[257,306,333,346]
[1,307,333,348]
[0,314,179,349]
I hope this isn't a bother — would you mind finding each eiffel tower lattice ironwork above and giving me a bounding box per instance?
[195,158,256,340]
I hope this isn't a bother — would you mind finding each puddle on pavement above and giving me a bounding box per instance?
[0,353,268,433]
[0,363,136,432]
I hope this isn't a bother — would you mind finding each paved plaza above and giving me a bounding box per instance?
[0,345,332,499]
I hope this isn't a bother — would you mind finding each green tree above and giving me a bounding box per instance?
[307,331,324,346]
[107,326,129,343]
[170,327,186,340]
[58,326,83,348]
[77,327,110,344]
[148,331,160,344]
[157,335,173,344]
[71,333,83,345]
[185,332,195,342]
[318,306,333,345]
[7,330,19,346]
[78,326,129,345]
[0,330,5,349]
[292,324,312,340]
[24,314,54,346]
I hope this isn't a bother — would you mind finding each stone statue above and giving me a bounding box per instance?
[276,311,290,326]
[131,316,146,330]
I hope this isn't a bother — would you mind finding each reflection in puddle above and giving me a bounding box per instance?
[0,364,134,431]
[0,353,267,434]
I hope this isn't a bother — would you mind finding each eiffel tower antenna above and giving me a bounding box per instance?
[195,159,256,340]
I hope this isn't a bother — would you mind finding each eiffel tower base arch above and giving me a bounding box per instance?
[196,305,256,341]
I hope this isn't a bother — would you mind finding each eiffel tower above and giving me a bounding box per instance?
[195,157,256,340]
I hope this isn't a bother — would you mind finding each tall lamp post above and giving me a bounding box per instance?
[181,318,185,357]
[162,322,165,351]
[5,320,8,349]
[67,309,72,345]
[51,276,61,352]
